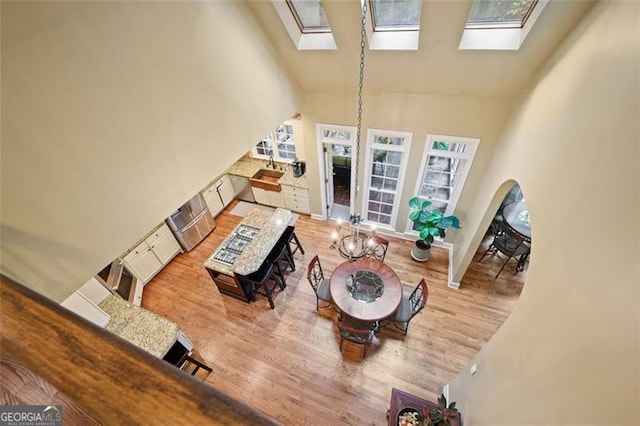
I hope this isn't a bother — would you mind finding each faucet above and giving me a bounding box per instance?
[267,154,277,169]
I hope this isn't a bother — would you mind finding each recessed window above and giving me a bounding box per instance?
[370,0,421,32]
[465,0,537,29]
[365,0,421,50]
[271,0,337,50]
[459,0,548,50]
[286,0,331,33]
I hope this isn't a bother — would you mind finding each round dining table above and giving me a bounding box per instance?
[501,201,531,242]
[329,258,403,323]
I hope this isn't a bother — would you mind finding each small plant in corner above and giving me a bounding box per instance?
[424,393,459,426]
[408,197,460,262]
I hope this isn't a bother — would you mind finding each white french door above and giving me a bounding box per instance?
[316,123,356,220]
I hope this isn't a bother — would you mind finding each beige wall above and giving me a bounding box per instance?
[449,1,639,423]
[0,1,302,301]
[300,90,512,235]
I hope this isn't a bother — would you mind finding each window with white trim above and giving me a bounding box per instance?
[406,134,479,233]
[252,122,298,163]
[363,129,412,228]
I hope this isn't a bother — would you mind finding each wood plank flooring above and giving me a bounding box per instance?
[142,200,525,424]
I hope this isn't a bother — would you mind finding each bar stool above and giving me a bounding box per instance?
[178,353,213,379]
[278,226,304,269]
[267,241,293,288]
[237,261,284,309]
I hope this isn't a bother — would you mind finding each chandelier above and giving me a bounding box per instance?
[329,1,376,261]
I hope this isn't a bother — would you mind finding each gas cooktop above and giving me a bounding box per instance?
[212,224,261,266]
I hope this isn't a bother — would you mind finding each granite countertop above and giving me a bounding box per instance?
[203,208,293,276]
[224,155,309,190]
[98,295,179,358]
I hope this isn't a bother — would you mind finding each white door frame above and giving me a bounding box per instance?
[361,128,413,230]
[316,123,357,220]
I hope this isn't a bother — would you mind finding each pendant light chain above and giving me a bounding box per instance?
[354,0,367,217]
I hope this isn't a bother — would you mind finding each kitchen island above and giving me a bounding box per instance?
[204,207,293,301]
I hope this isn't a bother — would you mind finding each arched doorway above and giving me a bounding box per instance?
[460,180,531,290]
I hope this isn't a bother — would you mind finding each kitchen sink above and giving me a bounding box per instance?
[249,169,283,192]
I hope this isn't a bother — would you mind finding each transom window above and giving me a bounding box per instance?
[363,129,412,228]
[465,0,538,29]
[406,134,479,234]
[252,122,298,163]
[286,0,331,33]
[370,0,421,32]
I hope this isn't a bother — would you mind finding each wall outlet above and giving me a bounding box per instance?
[470,364,477,375]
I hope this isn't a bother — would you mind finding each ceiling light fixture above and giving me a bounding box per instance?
[329,1,376,261]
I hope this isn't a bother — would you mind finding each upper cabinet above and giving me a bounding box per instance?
[123,223,181,285]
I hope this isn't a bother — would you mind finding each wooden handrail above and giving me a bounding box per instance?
[0,275,278,425]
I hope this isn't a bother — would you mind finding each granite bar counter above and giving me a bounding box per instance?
[204,207,293,301]
[98,294,179,358]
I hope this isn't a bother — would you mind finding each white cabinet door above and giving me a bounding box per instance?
[124,242,162,284]
[268,190,285,208]
[61,292,110,327]
[77,277,111,305]
[218,176,235,206]
[204,189,224,217]
[149,230,181,265]
[252,187,270,205]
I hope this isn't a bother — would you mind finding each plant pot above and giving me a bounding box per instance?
[411,240,431,262]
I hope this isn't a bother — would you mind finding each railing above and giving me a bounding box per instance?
[0,275,277,425]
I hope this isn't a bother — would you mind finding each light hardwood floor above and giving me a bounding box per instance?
[142,200,525,424]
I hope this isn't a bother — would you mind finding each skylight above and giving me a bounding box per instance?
[369,0,421,32]
[286,0,331,33]
[465,0,538,29]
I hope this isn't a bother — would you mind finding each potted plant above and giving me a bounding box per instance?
[409,197,460,261]
[424,393,459,425]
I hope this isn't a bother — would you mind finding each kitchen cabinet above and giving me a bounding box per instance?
[252,187,285,208]
[124,223,181,285]
[203,175,234,217]
[282,185,310,214]
[217,175,235,206]
[61,289,110,327]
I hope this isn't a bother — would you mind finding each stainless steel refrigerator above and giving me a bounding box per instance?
[166,193,216,252]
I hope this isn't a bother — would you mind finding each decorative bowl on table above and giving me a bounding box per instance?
[397,407,423,426]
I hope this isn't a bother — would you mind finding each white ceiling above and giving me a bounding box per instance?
[247,0,595,99]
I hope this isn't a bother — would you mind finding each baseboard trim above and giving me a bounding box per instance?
[310,213,325,221]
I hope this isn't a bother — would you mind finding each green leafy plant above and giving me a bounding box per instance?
[408,197,461,247]
[423,393,459,426]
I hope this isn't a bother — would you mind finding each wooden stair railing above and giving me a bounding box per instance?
[0,275,277,425]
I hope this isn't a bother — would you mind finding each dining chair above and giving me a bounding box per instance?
[478,223,531,279]
[367,236,389,262]
[306,255,333,311]
[337,320,374,358]
[384,278,428,335]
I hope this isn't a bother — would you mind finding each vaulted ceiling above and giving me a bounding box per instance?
[247,0,595,99]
